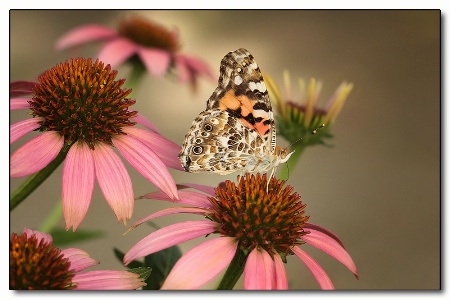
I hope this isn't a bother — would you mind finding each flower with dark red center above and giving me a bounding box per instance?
[55,16,214,90]
[10,228,146,290]
[123,174,358,289]
[10,58,180,231]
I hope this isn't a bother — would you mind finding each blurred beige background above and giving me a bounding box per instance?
[10,10,440,290]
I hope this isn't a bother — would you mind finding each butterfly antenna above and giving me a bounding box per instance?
[288,123,326,148]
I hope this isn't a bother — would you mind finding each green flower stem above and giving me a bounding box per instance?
[217,248,247,290]
[126,61,147,97]
[38,200,63,233]
[10,148,68,211]
[277,145,305,180]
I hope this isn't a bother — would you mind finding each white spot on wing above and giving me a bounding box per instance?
[248,81,257,91]
[253,109,269,119]
[256,81,266,93]
[234,76,243,85]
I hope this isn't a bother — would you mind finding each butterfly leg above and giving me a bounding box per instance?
[266,167,277,193]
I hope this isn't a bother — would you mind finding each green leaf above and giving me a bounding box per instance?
[142,244,182,290]
[49,228,106,247]
[113,247,143,269]
[128,267,152,281]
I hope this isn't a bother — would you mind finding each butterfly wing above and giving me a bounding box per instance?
[179,48,276,174]
[207,48,276,153]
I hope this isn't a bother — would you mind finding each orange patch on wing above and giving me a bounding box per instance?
[254,119,270,137]
[219,90,256,117]
[219,90,240,111]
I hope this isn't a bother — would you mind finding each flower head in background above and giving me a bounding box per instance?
[124,174,358,289]
[10,228,146,290]
[10,58,181,231]
[265,71,353,147]
[55,16,214,90]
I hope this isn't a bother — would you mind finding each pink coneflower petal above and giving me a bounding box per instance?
[97,38,137,67]
[122,127,182,171]
[178,54,215,81]
[273,252,288,289]
[113,134,178,200]
[161,237,238,289]
[55,24,118,50]
[138,190,212,208]
[92,143,134,224]
[23,228,52,244]
[10,118,42,144]
[10,81,38,97]
[10,131,63,177]
[62,143,95,231]
[291,246,334,290]
[60,248,99,272]
[10,98,32,110]
[124,220,215,266]
[174,55,190,83]
[137,47,171,76]
[305,223,345,248]
[127,207,211,233]
[176,183,216,196]
[73,270,145,290]
[244,247,275,290]
[131,113,160,134]
[302,228,358,278]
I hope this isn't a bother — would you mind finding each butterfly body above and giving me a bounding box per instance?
[179,48,293,178]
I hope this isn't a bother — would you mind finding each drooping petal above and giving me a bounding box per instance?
[62,143,95,231]
[73,270,145,290]
[131,113,160,134]
[126,207,210,233]
[291,246,334,290]
[10,118,41,144]
[23,228,52,245]
[113,134,178,200]
[302,227,358,278]
[161,237,238,290]
[174,55,190,83]
[124,220,215,266]
[10,97,32,110]
[138,190,212,208]
[97,37,137,67]
[178,54,215,81]
[137,47,171,76]
[92,143,134,224]
[122,127,182,171]
[55,24,118,50]
[176,183,216,196]
[10,81,38,97]
[60,248,98,272]
[273,252,288,289]
[10,131,63,177]
[244,247,275,290]
[305,223,345,248]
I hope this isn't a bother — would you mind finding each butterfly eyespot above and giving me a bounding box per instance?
[203,123,213,132]
[195,138,202,144]
[192,145,203,155]
[201,132,209,137]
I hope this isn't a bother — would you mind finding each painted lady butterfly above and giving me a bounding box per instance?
[179,48,293,182]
